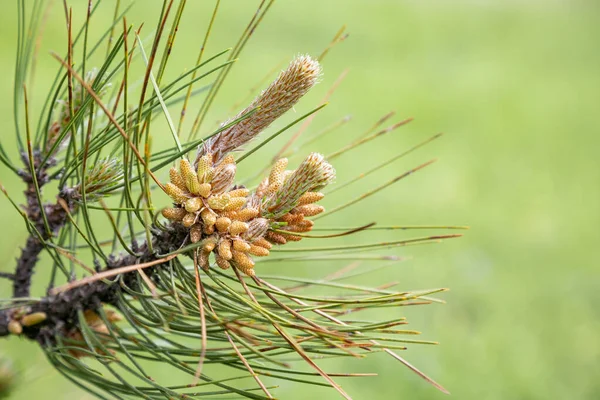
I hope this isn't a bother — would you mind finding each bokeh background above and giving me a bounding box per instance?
[1,1,599,399]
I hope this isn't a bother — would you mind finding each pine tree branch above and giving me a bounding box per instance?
[0,221,189,343]
[1,148,189,344]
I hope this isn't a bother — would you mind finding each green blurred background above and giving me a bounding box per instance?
[1,1,599,399]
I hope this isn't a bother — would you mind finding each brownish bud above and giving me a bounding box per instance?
[169,167,187,190]
[265,231,287,245]
[232,240,251,252]
[196,153,213,183]
[267,158,288,194]
[199,250,210,270]
[224,196,247,211]
[283,223,312,233]
[204,167,215,183]
[219,210,238,220]
[190,224,202,243]
[248,244,270,257]
[186,174,202,196]
[197,183,212,198]
[185,197,202,213]
[227,188,250,198]
[279,232,302,242]
[162,207,187,221]
[182,212,197,228]
[252,238,273,249]
[203,240,217,252]
[218,154,236,167]
[297,191,325,205]
[218,240,233,260]
[215,217,232,233]
[297,219,314,228]
[180,159,196,183]
[236,207,259,222]
[293,204,325,217]
[208,194,230,210]
[8,320,22,335]
[21,312,47,327]
[165,183,188,204]
[237,265,256,277]
[201,209,217,227]
[279,213,304,224]
[215,254,231,270]
[229,221,249,236]
[232,250,255,270]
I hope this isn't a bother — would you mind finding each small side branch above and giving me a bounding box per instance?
[12,150,60,298]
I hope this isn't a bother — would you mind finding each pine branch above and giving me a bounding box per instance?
[0,222,189,344]
[0,2,461,398]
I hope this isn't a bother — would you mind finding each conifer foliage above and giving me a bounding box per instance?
[0,2,464,398]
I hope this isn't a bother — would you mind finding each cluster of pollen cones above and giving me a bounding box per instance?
[162,151,334,276]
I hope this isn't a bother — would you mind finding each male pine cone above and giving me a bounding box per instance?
[162,55,332,277]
